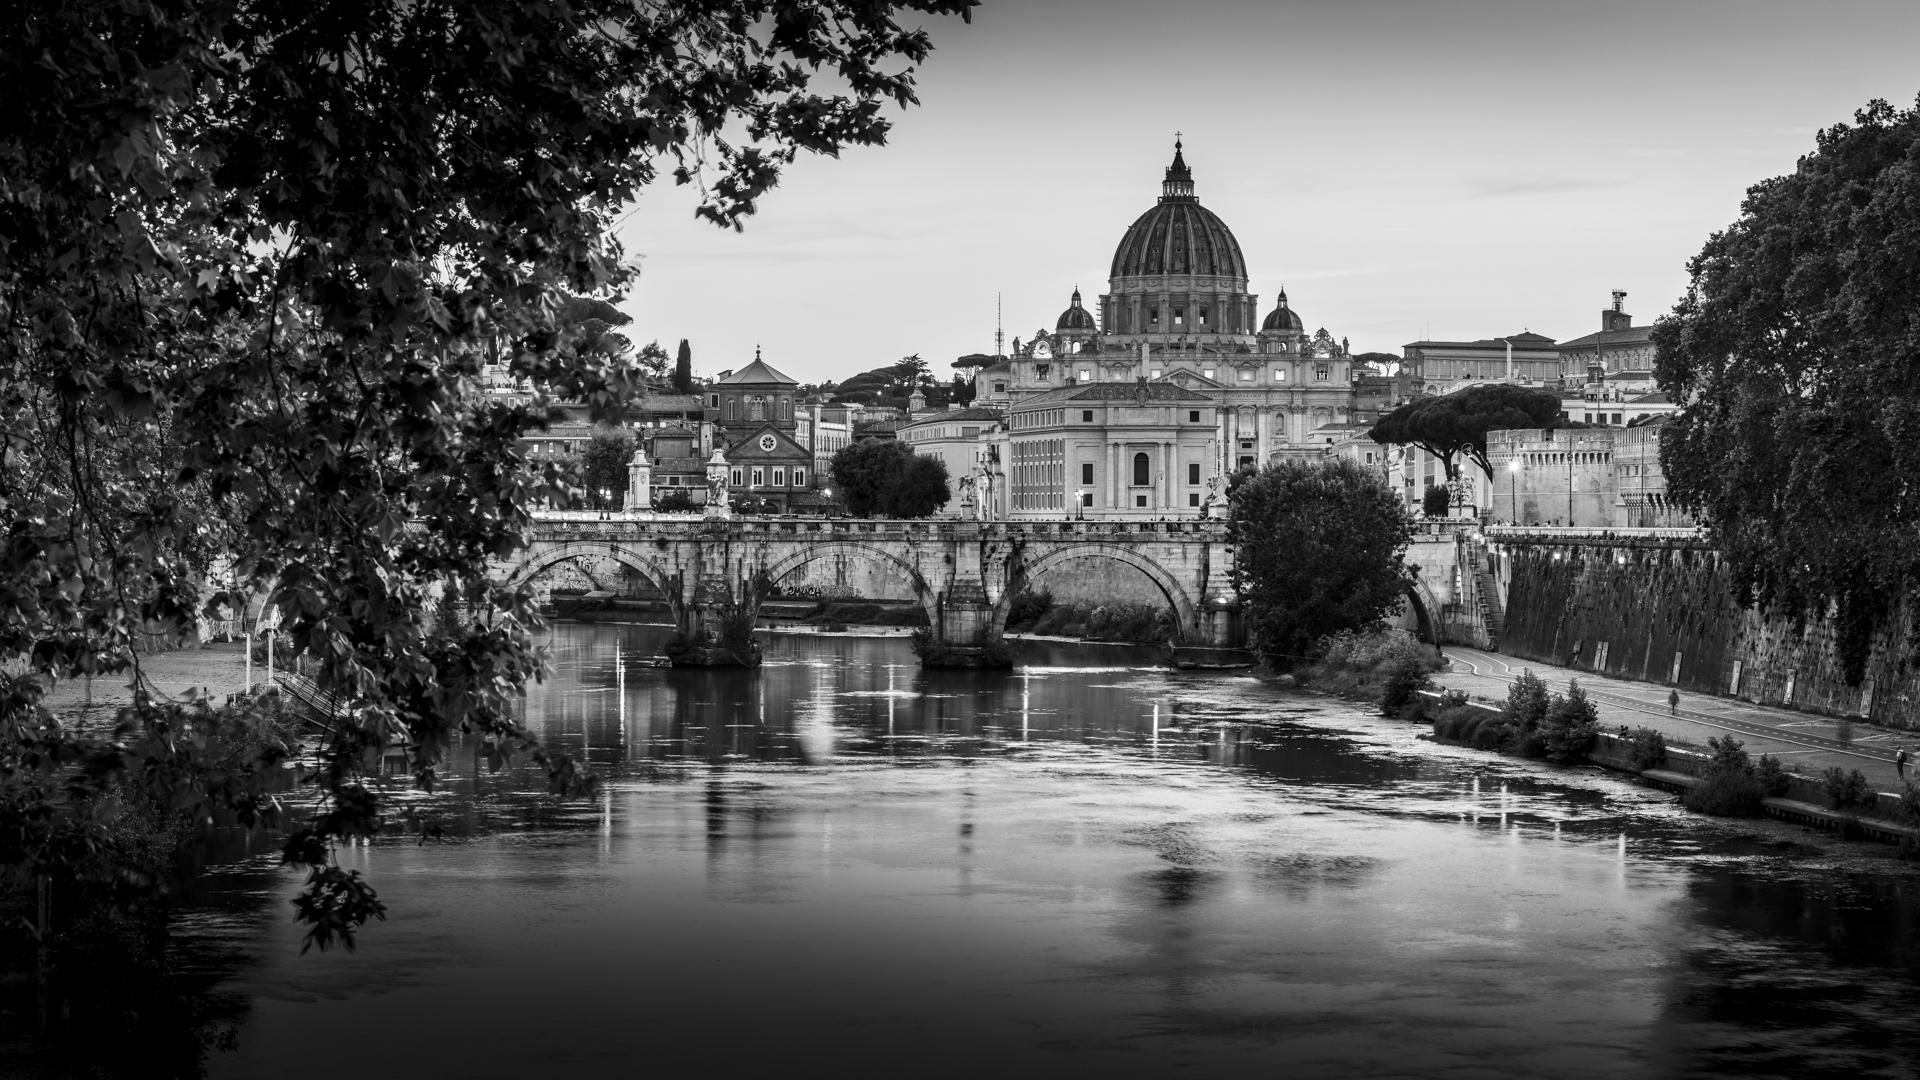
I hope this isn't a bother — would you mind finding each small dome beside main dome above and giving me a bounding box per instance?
[1263,290,1303,332]
[1056,287,1096,332]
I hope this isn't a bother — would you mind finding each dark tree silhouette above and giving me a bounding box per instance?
[1653,96,1920,682]
[1368,384,1563,482]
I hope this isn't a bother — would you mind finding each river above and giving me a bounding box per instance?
[171,623,1920,1079]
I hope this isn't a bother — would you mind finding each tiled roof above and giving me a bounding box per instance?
[715,358,797,385]
[1405,331,1557,349]
[1558,326,1654,349]
[900,407,1005,429]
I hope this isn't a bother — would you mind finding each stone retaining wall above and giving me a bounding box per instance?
[1493,535,1920,728]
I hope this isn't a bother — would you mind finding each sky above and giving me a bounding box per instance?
[614,0,1920,385]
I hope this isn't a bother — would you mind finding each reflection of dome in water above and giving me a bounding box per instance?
[1108,140,1249,282]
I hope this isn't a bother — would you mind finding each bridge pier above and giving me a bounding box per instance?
[919,576,1011,668]
[663,554,765,667]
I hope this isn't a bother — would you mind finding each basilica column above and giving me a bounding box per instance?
[1256,409,1270,462]
[1161,441,1175,509]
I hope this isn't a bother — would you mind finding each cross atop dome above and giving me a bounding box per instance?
[1161,135,1194,202]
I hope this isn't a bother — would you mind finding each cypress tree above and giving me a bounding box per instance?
[673,338,695,393]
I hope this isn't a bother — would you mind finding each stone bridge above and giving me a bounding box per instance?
[498,513,1474,666]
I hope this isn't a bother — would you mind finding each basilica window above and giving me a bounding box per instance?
[1239,369,1254,382]
[1273,369,1286,381]
[1133,453,1150,486]
[1188,410,1201,423]
[1082,410,1094,423]
[1187,463,1201,485]
[1199,307,1209,325]
[748,397,767,421]
[1173,308,1184,326]
[1150,308,1159,325]
[751,467,764,487]
[771,467,786,487]
[730,468,743,487]
[725,399,736,419]
[1202,369,1215,380]
[795,468,807,487]
[1082,463,1094,484]
[1315,364,1330,381]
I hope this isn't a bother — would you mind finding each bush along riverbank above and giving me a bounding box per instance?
[1287,630,1445,713]
[1403,670,1920,851]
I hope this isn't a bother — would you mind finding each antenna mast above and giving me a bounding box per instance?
[995,293,1004,357]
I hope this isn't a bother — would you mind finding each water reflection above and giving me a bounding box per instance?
[158,623,1920,1080]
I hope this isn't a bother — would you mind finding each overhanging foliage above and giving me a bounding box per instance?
[1652,95,1920,683]
[1,0,974,954]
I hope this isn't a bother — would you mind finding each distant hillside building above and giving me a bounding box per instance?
[1558,291,1657,395]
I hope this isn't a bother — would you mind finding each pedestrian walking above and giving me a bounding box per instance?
[1668,688,1679,716]
[1898,748,1909,782]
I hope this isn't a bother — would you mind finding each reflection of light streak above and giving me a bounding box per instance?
[1020,674,1030,741]
[1151,701,1160,750]
[600,788,612,855]
[887,663,896,733]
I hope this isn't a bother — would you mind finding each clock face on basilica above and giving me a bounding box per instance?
[759,434,777,452]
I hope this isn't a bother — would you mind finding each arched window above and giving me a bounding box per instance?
[1133,452,1150,487]
[748,397,767,421]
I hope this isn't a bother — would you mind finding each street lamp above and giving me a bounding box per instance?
[1566,445,1575,527]
[1508,457,1521,524]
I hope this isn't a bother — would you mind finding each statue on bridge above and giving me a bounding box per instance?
[956,472,978,517]
[703,449,731,520]
[1199,472,1228,519]
[974,464,995,521]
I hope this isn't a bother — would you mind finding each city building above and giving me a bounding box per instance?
[1557,291,1658,395]
[979,140,1359,490]
[1401,331,1561,392]
[897,406,1006,502]
[1485,423,1694,528]
[704,350,817,512]
[1002,378,1218,519]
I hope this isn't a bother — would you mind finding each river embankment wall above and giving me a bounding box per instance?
[1494,533,1920,729]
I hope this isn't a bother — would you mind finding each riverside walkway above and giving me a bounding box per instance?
[1436,646,1920,795]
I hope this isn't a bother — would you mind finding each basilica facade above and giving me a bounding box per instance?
[980,141,1358,518]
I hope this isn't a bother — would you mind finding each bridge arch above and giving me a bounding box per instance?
[502,541,683,617]
[1403,579,1440,645]
[756,541,935,620]
[1003,544,1198,642]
